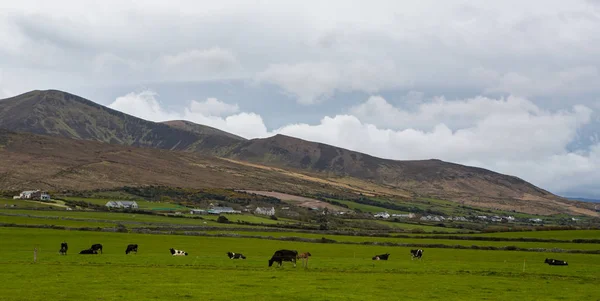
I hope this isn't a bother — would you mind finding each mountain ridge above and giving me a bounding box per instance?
[0,89,589,216]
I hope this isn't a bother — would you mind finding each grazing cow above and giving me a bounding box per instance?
[372,253,390,260]
[227,252,246,259]
[90,244,103,254]
[59,242,68,255]
[297,252,311,268]
[79,248,98,254]
[170,248,188,256]
[125,244,138,254]
[268,249,298,267]
[545,258,568,266]
[410,249,423,260]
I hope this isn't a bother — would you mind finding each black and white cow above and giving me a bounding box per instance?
[170,248,188,256]
[227,252,246,259]
[125,244,138,254]
[91,244,103,254]
[59,242,68,255]
[372,253,390,260]
[545,258,568,266]
[79,248,98,254]
[268,249,298,267]
[410,249,423,260]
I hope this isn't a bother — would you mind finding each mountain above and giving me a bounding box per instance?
[0,128,335,194]
[1,90,595,216]
[161,120,245,141]
[0,90,240,154]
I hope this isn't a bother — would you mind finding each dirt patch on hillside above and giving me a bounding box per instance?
[240,190,349,212]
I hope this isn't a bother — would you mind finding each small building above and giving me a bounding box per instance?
[106,201,139,209]
[391,213,415,219]
[17,190,51,201]
[255,207,276,216]
[207,207,240,214]
[374,212,390,219]
[190,209,206,215]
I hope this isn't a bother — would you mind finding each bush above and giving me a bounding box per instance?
[270,215,278,221]
[217,216,230,223]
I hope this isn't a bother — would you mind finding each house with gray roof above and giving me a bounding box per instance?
[106,201,139,209]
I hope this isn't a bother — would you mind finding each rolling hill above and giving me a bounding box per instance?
[1,90,596,216]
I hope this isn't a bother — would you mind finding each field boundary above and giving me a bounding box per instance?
[2,223,599,255]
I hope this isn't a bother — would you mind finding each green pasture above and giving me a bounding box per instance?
[472,230,600,240]
[0,227,598,301]
[61,197,188,211]
[203,230,600,250]
[349,218,463,233]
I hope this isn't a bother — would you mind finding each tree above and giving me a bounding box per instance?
[217,215,229,223]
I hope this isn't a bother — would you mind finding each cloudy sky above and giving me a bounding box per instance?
[1,0,600,198]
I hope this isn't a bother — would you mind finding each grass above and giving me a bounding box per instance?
[472,230,600,240]
[0,227,599,300]
[327,198,409,214]
[61,197,188,211]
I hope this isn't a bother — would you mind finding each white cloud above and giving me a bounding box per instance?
[160,47,240,75]
[187,98,239,116]
[108,90,600,197]
[256,60,408,104]
[108,90,267,139]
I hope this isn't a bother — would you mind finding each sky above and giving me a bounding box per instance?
[1,0,600,198]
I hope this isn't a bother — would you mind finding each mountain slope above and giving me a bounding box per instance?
[0,90,240,154]
[0,90,591,215]
[161,120,245,141]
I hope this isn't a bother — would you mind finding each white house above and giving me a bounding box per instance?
[374,212,390,219]
[190,209,206,215]
[255,207,276,216]
[17,190,51,201]
[106,201,139,209]
[207,207,241,214]
[391,213,415,219]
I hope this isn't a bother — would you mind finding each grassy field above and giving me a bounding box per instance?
[472,230,600,240]
[0,227,598,301]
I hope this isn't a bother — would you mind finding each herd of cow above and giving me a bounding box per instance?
[57,242,569,267]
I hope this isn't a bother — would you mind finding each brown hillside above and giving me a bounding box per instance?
[0,90,239,154]
[1,90,596,216]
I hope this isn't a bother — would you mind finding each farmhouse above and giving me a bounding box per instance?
[374,212,390,219]
[255,206,276,216]
[105,201,139,209]
[391,213,415,219]
[207,207,241,214]
[189,209,206,215]
[16,190,51,201]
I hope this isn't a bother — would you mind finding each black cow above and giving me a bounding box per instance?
[268,249,298,267]
[227,252,246,259]
[91,244,103,254]
[79,248,98,254]
[545,258,568,266]
[59,242,68,255]
[372,253,390,260]
[410,249,423,260]
[125,244,138,254]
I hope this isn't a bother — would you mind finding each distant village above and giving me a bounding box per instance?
[9,189,583,224]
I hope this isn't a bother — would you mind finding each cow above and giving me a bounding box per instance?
[227,252,246,259]
[90,244,103,254]
[125,244,138,254]
[268,249,298,267]
[372,253,390,260]
[297,252,311,268]
[410,249,423,260]
[79,248,98,254]
[545,258,568,266]
[170,248,188,256]
[59,242,68,255]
